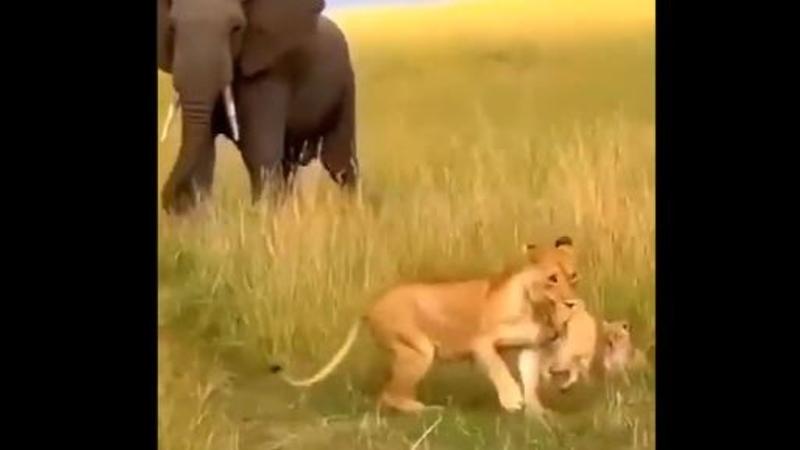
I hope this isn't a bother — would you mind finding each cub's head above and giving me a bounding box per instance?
[602,320,632,352]
[524,235,580,306]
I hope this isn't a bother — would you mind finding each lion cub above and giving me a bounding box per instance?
[520,311,650,396]
[601,320,648,381]
[272,236,584,415]
[539,300,598,391]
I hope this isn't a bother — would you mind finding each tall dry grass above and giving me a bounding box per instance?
[158,1,654,449]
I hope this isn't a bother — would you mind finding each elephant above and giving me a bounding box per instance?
[158,0,359,214]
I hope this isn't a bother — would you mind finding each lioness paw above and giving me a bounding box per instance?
[498,387,524,412]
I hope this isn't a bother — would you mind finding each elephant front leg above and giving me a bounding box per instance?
[320,82,358,189]
[236,78,291,203]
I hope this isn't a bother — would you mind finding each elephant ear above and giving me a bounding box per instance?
[239,0,323,77]
[157,0,174,73]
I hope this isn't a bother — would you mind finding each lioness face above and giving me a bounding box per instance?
[525,236,580,305]
[551,297,584,333]
[532,296,584,342]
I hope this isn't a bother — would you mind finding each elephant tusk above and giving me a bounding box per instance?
[160,95,180,143]
[223,85,240,142]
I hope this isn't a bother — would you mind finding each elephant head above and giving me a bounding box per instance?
[157,0,325,212]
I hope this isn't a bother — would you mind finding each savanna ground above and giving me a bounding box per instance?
[158,1,655,449]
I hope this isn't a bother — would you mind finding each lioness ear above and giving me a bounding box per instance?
[555,236,573,248]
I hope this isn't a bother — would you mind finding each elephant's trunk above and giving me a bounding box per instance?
[165,27,239,144]
[178,102,214,175]
[161,103,214,213]
[180,100,213,126]
[161,19,240,213]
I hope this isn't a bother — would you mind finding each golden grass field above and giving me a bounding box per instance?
[158,1,655,449]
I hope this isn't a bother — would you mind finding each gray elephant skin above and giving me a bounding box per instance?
[158,0,359,214]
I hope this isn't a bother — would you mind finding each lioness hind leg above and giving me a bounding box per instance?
[380,338,435,413]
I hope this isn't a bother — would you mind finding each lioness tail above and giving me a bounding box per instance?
[272,320,362,387]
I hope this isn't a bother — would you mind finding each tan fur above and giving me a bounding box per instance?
[539,300,598,391]
[516,313,650,400]
[527,316,648,392]
[274,237,583,415]
[513,297,590,416]
[602,320,647,382]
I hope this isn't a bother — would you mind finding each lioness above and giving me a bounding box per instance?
[271,236,583,414]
